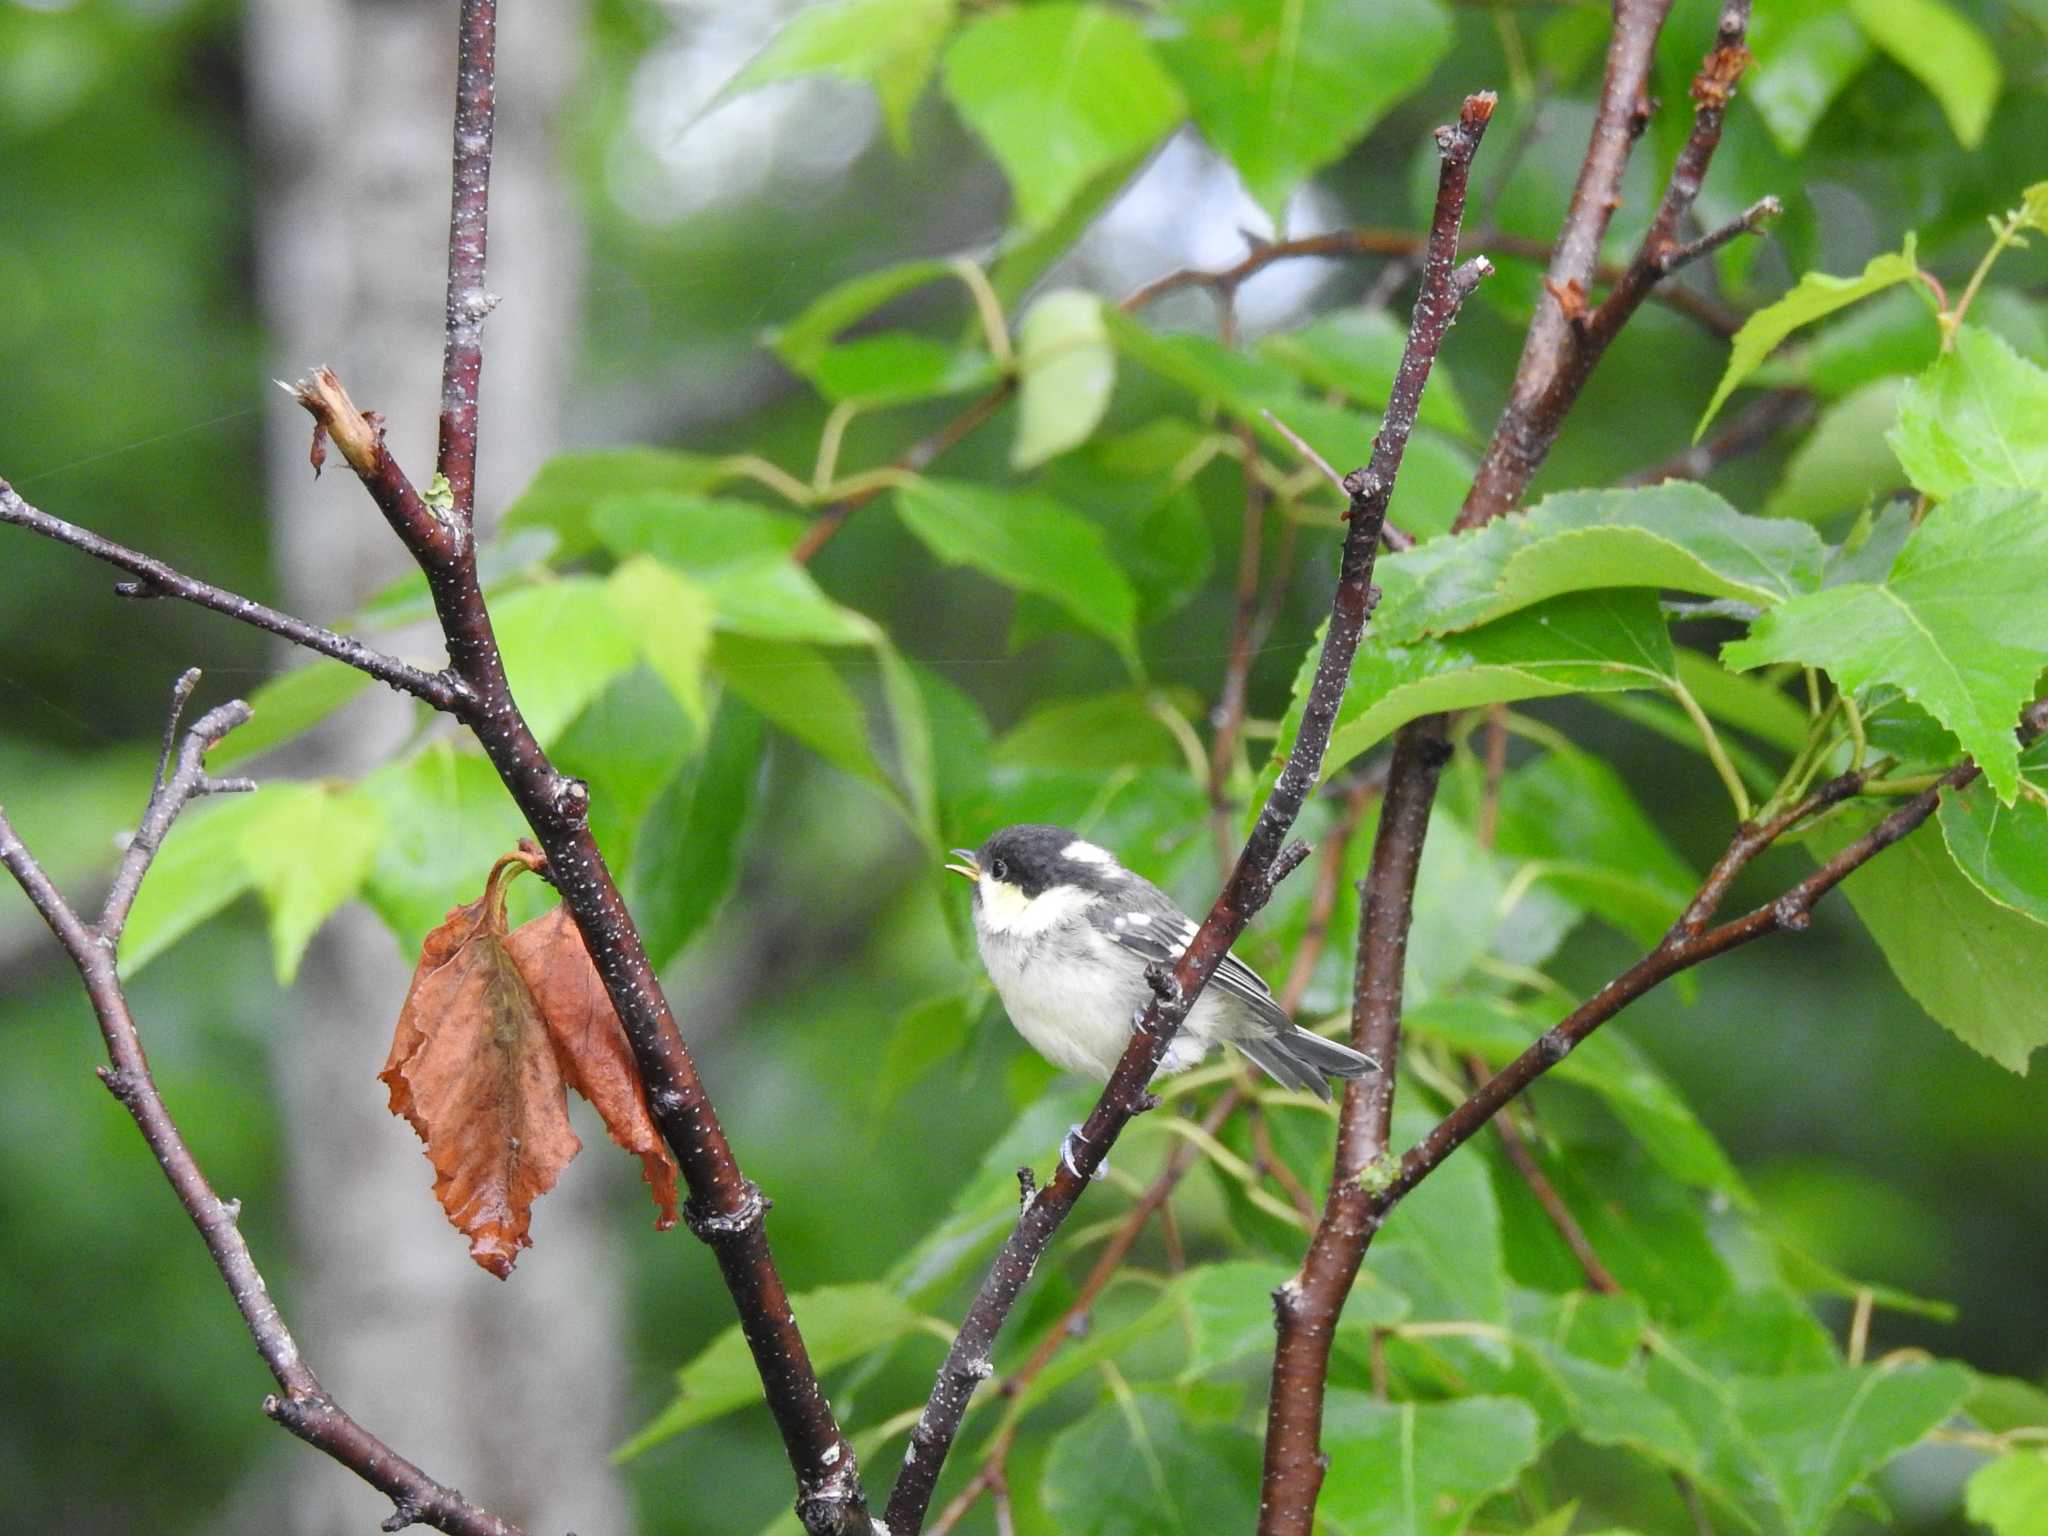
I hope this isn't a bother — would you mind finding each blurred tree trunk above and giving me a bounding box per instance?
[244,4,627,1532]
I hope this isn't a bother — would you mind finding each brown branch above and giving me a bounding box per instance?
[1467,1054,1621,1294]
[1260,8,1763,1530]
[0,480,462,712]
[437,0,498,523]
[881,95,1496,1536]
[0,679,523,1536]
[1462,0,1760,526]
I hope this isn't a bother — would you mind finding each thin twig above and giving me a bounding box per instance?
[0,481,462,712]
[882,95,1496,1536]
[1622,387,1814,487]
[0,686,523,1536]
[1466,1054,1620,1294]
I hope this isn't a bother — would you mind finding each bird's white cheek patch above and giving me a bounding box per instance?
[979,881,1095,936]
[1062,840,1114,866]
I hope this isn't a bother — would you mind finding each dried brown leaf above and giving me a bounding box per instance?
[381,851,578,1277]
[507,905,680,1231]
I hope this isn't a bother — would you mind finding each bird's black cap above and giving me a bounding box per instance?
[974,824,1115,897]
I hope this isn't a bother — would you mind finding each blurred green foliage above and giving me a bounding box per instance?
[4,2,2048,1535]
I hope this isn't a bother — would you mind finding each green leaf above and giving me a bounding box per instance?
[1374,482,1826,641]
[1042,1393,1259,1535]
[1937,740,2048,925]
[1847,0,2000,147]
[238,783,384,984]
[549,666,695,871]
[1262,590,1678,802]
[941,3,1185,230]
[725,0,954,154]
[1892,326,2048,498]
[1674,648,1812,754]
[607,557,716,732]
[1261,309,1473,439]
[117,791,267,977]
[488,578,642,745]
[807,332,997,406]
[210,662,375,769]
[771,257,958,374]
[1734,1361,1974,1535]
[1807,802,2048,1072]
[1969,1452,2048,1536]
[894,478,1138,660]
[501,448,726,558]
[1699,237,1922,436]
[1722,487,2048,802]
[1798,287,1939,399]
[595,493,804,565]
[1749,3,1873,155]
[710,634,906,815]
[1172,1261,1407,1383]
[628,697,763,970]
[618,1283,921,1458]
[1372,1105,1508,1338]
[1491,746,1698,951]
[1011,288,1114,469]
[994,691,1185,773]
[873,989,980,1113]
[1317,1394,1542,1536]
[358,742,535,947]
[1763,380,1905,524]
[1156,0,1451,223]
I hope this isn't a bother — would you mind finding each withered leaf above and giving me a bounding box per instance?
[506,905,680,1232]
[382,851,580,1277]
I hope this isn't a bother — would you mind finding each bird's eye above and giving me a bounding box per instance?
[990,857,1010,881]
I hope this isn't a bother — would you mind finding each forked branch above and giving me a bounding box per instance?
[0,674,523,1536]
[881,93,1496,1536]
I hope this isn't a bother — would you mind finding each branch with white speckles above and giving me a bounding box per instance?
[0,672,526,1536]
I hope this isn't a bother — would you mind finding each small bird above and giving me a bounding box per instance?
[947,824,1378,1103]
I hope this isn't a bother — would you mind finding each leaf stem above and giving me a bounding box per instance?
[1670,675,1753,819]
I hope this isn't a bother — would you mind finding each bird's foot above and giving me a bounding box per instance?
[1061,1125,1106,1182]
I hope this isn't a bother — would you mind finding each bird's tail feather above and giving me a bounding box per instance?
[1235,1036,1331,1100]
[1234,1029,1379,1100]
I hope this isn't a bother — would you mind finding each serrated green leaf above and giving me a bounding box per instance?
[210,662,375,769]
[771,258,958,374]
[1318,1394,1542,1536]
[501,448,726,558]
[618,1283,921,1458]
[994,691,1185,773]
[606,557,715,732]
[894,478,1137,660]
[357,743,531,947]
[1170,1261,1407,1383]
[1722,487,2048,802]
[1156,0,1451,224]
[725,0,954,154]
[238,782,383,984]
[1969,1452,2048,1536]
[1735,1361,1974,1535]
[1372,1105,1509,1339]
[1808,803,2048,1072]
[1937,740,2048,925]
[628,696,762,970]
[942,3,1184,230]
[1042,1392,1259,1535]
[1892,326,2048,498]
[593,493,805,568]
[489,578,642,745]
[1261,308,1473,439]
[1749,3,1873,155]
[1375,483,1826,641]
[117,791,267,977]
[1011,288,1114,469]
[1260,590,1678,806]
[1798,287,1939,399]
[1700,237,1922,436]
[1848,0,2000,147]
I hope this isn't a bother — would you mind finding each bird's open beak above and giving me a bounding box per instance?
[944,848,980,882]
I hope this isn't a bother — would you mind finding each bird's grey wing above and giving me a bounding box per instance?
[1088,890,1292,1035]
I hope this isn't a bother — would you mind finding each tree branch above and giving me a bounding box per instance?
[1261,7,1762,1529]
[0,479,463,712]
[0,679,524,1536]
[438,0,498,524]
[881,93,1495,1536]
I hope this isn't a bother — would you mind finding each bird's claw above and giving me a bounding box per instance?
[1061,1125,1106,1182]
